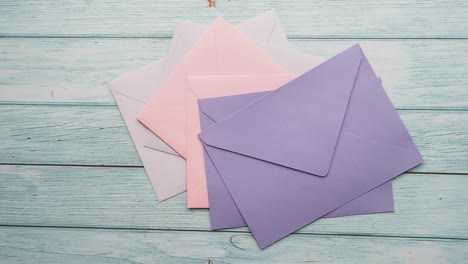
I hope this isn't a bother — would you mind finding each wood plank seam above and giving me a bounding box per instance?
[1,224,468,241]
[1,163,468,176]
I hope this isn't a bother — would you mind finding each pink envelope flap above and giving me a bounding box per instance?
[108,10,303,202]
[137,17,289,158]
[187,74,296,99]
[199,45,364,177]
[111,10,286,103]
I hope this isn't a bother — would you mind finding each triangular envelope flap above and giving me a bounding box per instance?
[187,74,295,99]
[142,17,287,108]
[253,40,324,74]
[171,21,206,52]
[136,18,223,158]
[199,45,363,176]
[115,13,283,104]
[110,21,206,103]
[343,52,420,152]
[203,132,422,249]
[111,90,181,155]
[140,147,186,201]
[189,74,296,122]
[198,91,270,123]
[213,18,286,74]
[237,9,289,47]
[175,10,286,50]
[110,61,166,103]
[164,29,219,100]
[138,17,289,159]
[161,21,207,79]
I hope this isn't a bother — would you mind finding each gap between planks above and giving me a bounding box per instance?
[1,102,468,112]
[1,224,467,242]
[1,162,467,176]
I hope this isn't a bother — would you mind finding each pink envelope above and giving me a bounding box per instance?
[110,11,294,202]
[186,75,297,208]
[138,18,290,207]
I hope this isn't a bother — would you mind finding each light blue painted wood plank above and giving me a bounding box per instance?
[1,38,467,108]
[0,227,467,264]
[0,0,467,38]
[1,105,466,173]
[0,1,465,261]
[1,165,468,239]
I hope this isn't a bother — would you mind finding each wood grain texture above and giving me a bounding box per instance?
[1,105,467,173]
[1,0,468,38]
[1,165,468,239]
[1,38,468,108]
[1,227,467,264]
[1,0,467,262]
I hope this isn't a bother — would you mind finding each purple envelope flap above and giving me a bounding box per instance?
[199,45,363,177]
[343,55,419,152]
[199,45,423,248]
[198,92,396,232]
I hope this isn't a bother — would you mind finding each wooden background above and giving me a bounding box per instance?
[1,1,467,263]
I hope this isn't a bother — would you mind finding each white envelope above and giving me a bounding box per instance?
[109,10,296,201]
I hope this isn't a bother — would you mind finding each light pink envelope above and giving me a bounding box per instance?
[137,18,291,207]
[109,10,290,201]
[186,75,297,208]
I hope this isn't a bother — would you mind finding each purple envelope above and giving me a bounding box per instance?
[198,44,423,249]
[199,91,395,230]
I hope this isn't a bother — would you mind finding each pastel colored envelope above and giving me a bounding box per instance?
[137,17,288,159]
[183,41,330,208]
[186,75,297,209]
[181,32,329,208]
[137,17,292,207]
[109,10,291,201]
[194,77,395,230]
[199,45,423,248]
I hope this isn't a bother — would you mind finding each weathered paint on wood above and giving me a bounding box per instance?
[1,165,468,240]
[1,105,467,173]
[1,38,467,108]
[1,0,468,38]
[1,227,467,264]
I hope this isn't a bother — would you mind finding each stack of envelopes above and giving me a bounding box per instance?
[109,10,423,249]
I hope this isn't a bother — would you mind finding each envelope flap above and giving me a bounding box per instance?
[172,21,206,50]
[187,74,295,98]
[237,9,289,47]
[199,45,363,176]
[109,21,205,103]
[112,10,289,104]
[199,91,271,122]
[138,17,289,159]
[109,61,166,103]
[212,18,287,74]
[187,74,296,122]
[142,17,288,106]
[342,52,420,153]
